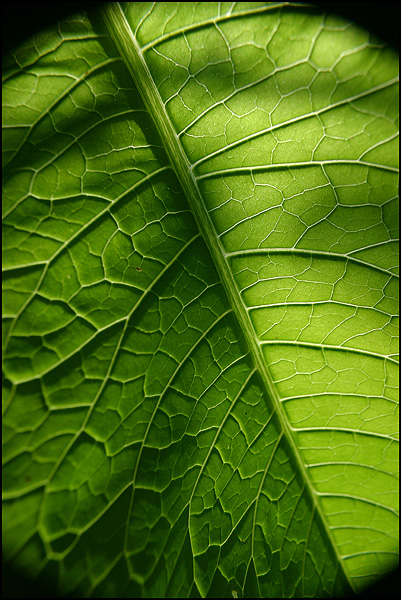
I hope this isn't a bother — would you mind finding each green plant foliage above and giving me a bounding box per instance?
[2,2,399,598]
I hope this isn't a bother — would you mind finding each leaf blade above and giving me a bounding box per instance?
[2,2,398,597]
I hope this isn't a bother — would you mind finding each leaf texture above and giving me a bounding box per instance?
[2,2,399,598]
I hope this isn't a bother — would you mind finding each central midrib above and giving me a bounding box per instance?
[100,2,354,594]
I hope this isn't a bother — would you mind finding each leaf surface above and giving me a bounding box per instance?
[2,2,399,598]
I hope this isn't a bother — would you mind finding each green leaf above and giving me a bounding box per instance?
[2,2,399,598]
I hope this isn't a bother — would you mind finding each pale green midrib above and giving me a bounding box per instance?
[100,2,354,594]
